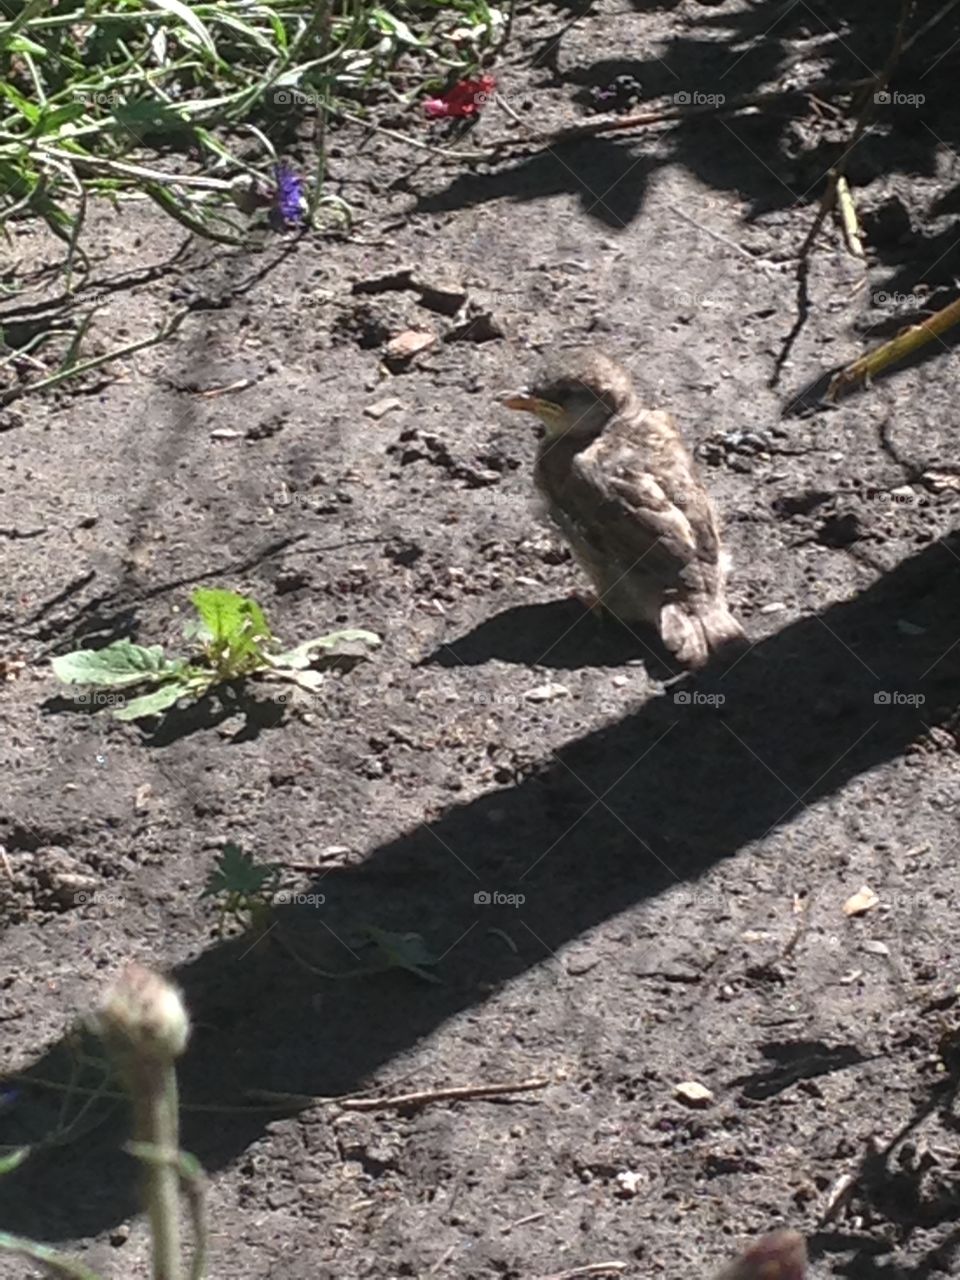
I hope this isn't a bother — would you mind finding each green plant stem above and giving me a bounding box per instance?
[131,1064,182,1280]
[1,306,190,406]
[0,1232,104,1280]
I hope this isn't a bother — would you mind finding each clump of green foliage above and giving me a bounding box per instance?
[0,0,507,247]
[203,841,442,981]
[51,585,379,721]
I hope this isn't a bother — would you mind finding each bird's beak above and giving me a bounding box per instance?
[501,392,564,426]
[502,391,539,413]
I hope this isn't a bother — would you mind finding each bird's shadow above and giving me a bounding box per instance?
[420,598,679,677]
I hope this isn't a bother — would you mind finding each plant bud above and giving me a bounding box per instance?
[97,964,190,1061]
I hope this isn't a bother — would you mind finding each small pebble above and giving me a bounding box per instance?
[862,940,890,956]
[524,682,569,703]
[364,397,404,421]
[674,1080,714,1108]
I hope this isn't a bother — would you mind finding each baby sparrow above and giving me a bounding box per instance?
[504,348,746,669]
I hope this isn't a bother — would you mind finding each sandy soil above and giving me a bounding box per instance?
[2,1,960,1277]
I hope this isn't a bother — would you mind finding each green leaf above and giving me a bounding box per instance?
[201,843,279,898]
[191,587,272,650]
[361,927,442,984]
[112,101,191,135]
[260,668,326,692]
[208,10,277,55]
[52,641,180,688]
[370,9,423,45]
[272,629,381,670]
[265,11,287,50]
[3,34,47,56]
[0,1148,29,1177]
[0,82,40,123]
[144,0,219,60]
[112,681,191,721]
[32,103,86,137]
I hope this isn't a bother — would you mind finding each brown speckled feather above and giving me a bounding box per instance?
[524,350,746,668]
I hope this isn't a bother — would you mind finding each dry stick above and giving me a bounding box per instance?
[480,77,874,153]
[0,307,190,406]
[501,1211,546,1234]
[0,1233,103,1280]
[812,0,915,234]
[835,175,864,259]
[245,1077,549,1112]
[339,1077,549,1111]
[773,2,916,387]
[539,1264,627,1280]
[901,0,960,54]
[827,294,960,400]
[332,107,487,161]
[666,200,782,273]
[339,78,873,168]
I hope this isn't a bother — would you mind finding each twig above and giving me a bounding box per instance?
[0,1232,103,1280]
[340,78,873,169]
[819,1170,857,1223]
[538,1263,627,1280]
[339,1077,549,1111]
[501,1211,546,1234]
[333,107,488,161]
[835,175,864,259]
[665,201,783,273]
[901,0,960,54]
[782,889,810,961]
[480,77,874,153]
[488,0,516,64]
[0,307,190,406]
[773,3,916,385]
[826,294,960,400]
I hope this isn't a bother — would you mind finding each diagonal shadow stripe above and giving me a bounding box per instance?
[1,528,957,1243]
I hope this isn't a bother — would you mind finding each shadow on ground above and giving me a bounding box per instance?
[2,527,958,1241]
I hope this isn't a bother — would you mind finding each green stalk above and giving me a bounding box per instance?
[128,1067,183,1280]
[94,966,194,1280]
[0,1233,103,1280]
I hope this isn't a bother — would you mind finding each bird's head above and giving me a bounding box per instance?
[502,349,636,439]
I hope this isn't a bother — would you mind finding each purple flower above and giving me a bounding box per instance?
[272,163,304,228]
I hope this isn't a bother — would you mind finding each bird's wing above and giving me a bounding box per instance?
[562,416,719,589]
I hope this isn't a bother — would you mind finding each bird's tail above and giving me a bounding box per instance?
[660,595,747,670]
[712,1231,806,1280]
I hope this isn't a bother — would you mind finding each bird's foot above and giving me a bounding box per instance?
[571,587,607,620]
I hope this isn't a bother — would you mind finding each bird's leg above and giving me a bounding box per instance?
[571,585,607,622]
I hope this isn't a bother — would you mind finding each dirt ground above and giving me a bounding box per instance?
[2,1,960,1277]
